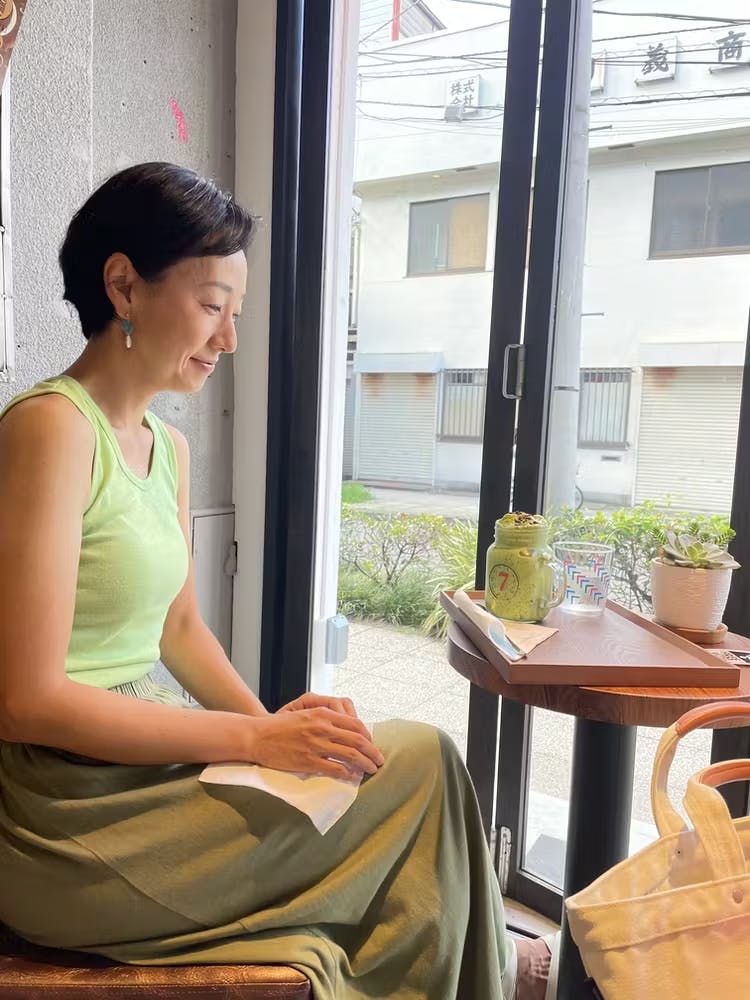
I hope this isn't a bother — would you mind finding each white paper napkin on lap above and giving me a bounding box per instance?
[199,762,363,835]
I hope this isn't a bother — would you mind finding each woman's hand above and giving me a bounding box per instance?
[245,707,384,780]
[279,691,359,720]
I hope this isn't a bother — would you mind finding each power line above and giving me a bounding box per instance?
[592,11,747,24]
[357,88,750,112]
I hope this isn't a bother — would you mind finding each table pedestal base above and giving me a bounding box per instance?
[558,718,637,1000]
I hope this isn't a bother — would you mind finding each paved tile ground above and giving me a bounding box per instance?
[335,619,714,880]
[357,486,480,521]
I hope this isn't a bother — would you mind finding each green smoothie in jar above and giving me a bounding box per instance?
[485,512,564,623]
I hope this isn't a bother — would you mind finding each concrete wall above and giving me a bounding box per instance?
[2,0,238,510]
[436,440,482,492]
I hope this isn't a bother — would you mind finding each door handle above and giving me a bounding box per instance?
[502,344,526,400]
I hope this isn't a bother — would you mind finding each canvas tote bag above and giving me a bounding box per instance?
[565,702,750,999]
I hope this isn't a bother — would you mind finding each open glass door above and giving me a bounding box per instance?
[494,0,750,923]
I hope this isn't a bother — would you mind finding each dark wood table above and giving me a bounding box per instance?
[447,622,750,1000]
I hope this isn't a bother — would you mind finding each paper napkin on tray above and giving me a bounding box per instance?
[502,619,558,655]
[199,762,363,835]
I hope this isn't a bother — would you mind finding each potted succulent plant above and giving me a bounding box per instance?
[651,531,740,631]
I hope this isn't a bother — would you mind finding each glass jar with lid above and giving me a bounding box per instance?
[485,512,564,623]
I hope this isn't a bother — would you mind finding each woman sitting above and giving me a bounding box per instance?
[0,162,556,1000]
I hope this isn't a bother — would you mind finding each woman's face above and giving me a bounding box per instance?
[130,251,247,393]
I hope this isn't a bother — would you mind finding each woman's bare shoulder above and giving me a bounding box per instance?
[0,392,95,447]
[0,393,95,497]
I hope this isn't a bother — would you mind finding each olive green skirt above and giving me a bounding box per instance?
[0,675,512,999]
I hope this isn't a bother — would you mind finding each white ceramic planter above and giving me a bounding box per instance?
[651,560,733,631]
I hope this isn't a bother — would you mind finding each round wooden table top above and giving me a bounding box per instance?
[447,622,750,728]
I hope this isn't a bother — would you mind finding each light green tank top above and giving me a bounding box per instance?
[1,375,189,688]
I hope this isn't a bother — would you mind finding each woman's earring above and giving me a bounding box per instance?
[120,318,134,350]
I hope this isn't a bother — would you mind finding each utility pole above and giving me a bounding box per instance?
[544,4,592,512]
[392,0,401,41]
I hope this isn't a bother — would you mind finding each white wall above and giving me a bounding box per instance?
[583,134,750,370]
[356,170,497,368]
[436,440,482,491]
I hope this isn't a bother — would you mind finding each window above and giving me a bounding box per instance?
[440,368,487,440]
[578,368,631,448]
[408,194,489,275]
[650,162,750,257]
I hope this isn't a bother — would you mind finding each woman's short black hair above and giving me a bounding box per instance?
[59,162,255,339]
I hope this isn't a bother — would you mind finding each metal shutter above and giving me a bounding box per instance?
[357,373,436,486]
[634,367,742,514]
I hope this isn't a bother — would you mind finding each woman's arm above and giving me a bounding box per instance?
[158,426,267,716]
[0,398,382,775]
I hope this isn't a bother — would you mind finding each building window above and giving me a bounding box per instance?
[650,162,750,257]
[440,368,487,440]
[408,194,489,275]
[578,368,631,449]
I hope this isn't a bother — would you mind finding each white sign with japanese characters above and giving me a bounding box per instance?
[635,36,677,84]
[710,29,750,72]
[445,75,480,114]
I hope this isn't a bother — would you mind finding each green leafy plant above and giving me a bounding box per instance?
[337,569,435,628]
[658,531,740,570]
[341,482,374,505]
[339,507,449,586]
[423,520,479,637]
[548,503,734,611]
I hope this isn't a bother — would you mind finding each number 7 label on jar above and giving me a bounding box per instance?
[489,563,519,599]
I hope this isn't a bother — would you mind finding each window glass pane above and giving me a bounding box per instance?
[707,161,750,249]
[651,168,708,254]
[408,200,449,274]
[448,194,489,270]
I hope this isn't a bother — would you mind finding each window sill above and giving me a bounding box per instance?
[405,268,490,278]
[578,443,629,451]
[649,245,750,261]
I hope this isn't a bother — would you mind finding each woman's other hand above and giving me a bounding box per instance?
[246,707,384,780]
[279,692,359,720]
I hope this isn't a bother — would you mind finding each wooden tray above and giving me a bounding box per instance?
[440,590,741,688]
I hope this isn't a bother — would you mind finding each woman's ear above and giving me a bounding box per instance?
[103,252,137,318]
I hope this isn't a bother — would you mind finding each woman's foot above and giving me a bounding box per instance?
[514,933,558,1000]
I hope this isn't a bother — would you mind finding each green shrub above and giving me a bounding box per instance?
[337,569,435,629]
[341,482,374,504]
[340,507,449,585]
[338,503,735,631]
[423,520,479,637]
[547,503,734,611]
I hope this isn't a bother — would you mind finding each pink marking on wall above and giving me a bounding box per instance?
[169,98,188,143]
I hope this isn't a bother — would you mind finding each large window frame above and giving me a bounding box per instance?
[649,161,750,260]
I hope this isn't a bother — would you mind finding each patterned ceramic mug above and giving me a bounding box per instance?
[554,541,614,616]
